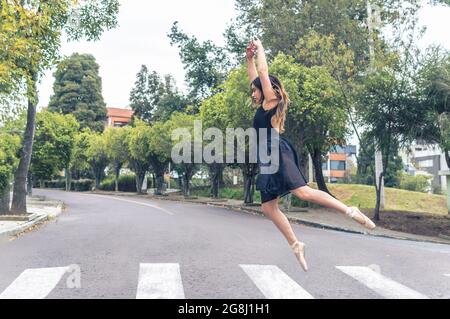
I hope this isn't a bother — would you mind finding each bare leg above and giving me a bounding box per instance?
[260,197,309,271]
[290,186,348,214]
[290,186,376,229]
[260,198,298,246]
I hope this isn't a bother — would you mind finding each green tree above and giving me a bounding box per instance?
[86,132,108,190]
[0,0,119,214]
[0,131,20,214]
[199,91,229,199]
[126,120,152,194]
[104,127,129,192]
[226,0,369,64]
[269,54,348,195]
[148,121,173,195]
[48,53,107,132]
[356,132,404,187]
[69,129,91,181]
[168,21,230,104]
[417,49,450,168]
[129,65,164,123]
[153,74,190,122]
[357,54,423,220]
[30,110,79,191]
[221,66,259,204]
[167,112,201,197]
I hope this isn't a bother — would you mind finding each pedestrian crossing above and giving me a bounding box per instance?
[240,265,314,299]
[0,263,447,299]
[335,266,429,299]
[0,267,70,299]
[136,263,185,299]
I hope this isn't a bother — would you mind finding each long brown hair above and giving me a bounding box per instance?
[252,75,290,134]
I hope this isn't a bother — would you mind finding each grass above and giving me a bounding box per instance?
[191,183,448,216]
[325,183,448,216]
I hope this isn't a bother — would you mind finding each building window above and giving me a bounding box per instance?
[418,159,433,168]
[322,162,328,170]
[330,145,346,154]
[330,160,346,170]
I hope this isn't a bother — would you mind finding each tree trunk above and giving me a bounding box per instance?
[283,193,292,212]
[26,170,33,196]
[135,173,142,194]
[242,163,258,204]
[445,148,450,170]
[135,171,146,194]
[94,174,100,190]
[208,163,223,199]
[114,166,120,192]
[373,172,384,221]
[182,164,195,197]
[219,168,225,188]
[0,183,11,215]
[11,76,38,214]
[155,173,165,195]
[177,176,183,190]
[374,136,391,221]
[183,174,190,197]
[312,148,333,196]
[65,168,72,192]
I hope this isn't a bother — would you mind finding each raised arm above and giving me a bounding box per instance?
[253,39,278,110]
[246,41,258,84]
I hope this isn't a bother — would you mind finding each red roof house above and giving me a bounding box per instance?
[106,107,134,128]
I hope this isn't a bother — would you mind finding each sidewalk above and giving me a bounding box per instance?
[0,195,64,241]
[90,190,450,245]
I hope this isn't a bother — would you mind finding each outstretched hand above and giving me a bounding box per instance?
[252,38,263,49]
[246,41,257,60]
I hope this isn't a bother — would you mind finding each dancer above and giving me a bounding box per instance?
[246,39,376,272]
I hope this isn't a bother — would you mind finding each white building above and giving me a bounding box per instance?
[399,141,448,193]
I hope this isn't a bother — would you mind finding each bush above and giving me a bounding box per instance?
[43,179,93,191]
[43,180,65,189]
[72,179,94,191]
[398,172,431,193]
[98,174,137,192]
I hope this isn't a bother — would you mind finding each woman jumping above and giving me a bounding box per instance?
[246,39,376,272]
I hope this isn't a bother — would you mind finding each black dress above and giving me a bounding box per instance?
[253,105,308,203]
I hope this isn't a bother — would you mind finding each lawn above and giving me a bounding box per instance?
[325,183,448,216]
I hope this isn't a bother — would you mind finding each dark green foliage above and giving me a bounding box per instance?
[98,174,137,192]
[168,21,230,103]
[48,53,107,132]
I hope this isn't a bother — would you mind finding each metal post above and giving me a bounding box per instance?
[367,0,385,209]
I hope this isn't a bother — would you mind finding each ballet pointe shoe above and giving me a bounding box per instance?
[291,241,308,272]
[346,207,376,230]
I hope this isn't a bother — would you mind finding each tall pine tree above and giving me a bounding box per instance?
[49,53,107,132]
[129,65,164,123]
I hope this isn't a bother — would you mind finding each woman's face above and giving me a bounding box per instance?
[251,84,263,105]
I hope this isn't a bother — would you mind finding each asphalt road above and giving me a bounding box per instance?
[0,189,449,299]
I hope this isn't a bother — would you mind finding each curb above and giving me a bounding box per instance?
[0,214,48,239]
[0,200,64,240]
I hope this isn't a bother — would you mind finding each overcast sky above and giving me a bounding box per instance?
[37,0,450,111]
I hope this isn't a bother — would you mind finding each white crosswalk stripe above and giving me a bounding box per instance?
[336,266,429,299]
[136,263,185,299]
[1,264,438,299]
[0,267,69,299]
[239,264,314,299]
